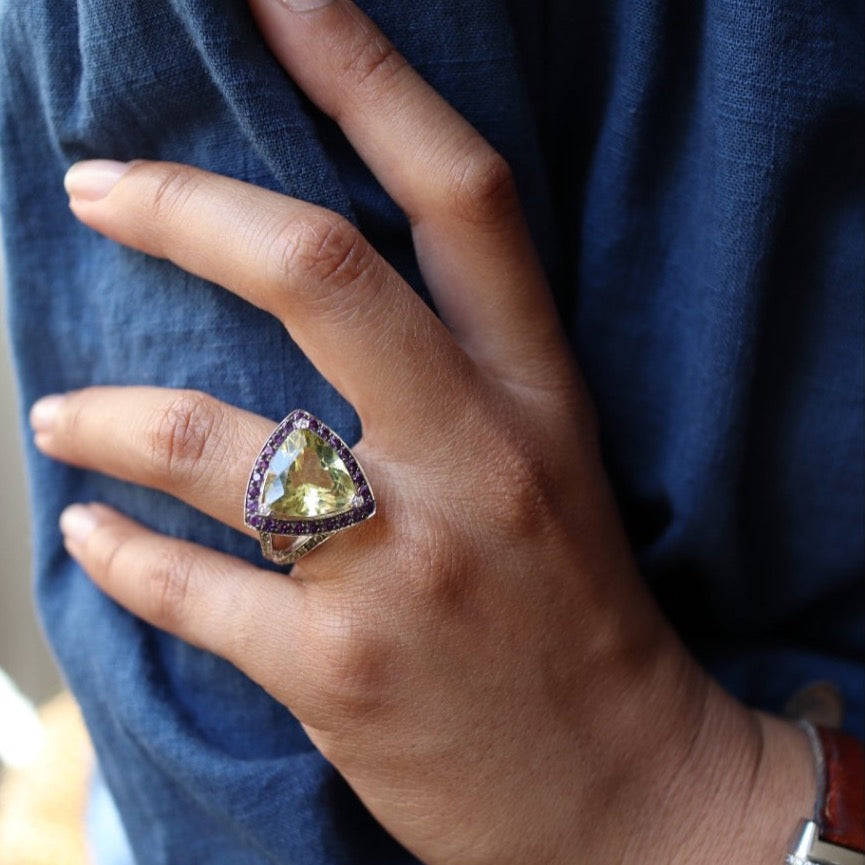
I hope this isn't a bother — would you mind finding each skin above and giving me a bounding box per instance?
[29,0,816,862]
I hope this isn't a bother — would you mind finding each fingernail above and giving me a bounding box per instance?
[64,160,131,201]
[30,394,65,432]
[60,505,100,544]
[277,0,335,12]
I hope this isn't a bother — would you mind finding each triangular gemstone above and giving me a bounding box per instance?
[261,427,357,518]
[244,411,375,547]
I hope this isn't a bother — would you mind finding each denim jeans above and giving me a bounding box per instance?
[1,1,862,862]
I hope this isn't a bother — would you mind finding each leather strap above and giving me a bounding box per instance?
[818,726,865,853]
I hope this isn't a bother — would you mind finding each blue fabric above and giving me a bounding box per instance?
[87,764,134,865]
[1,1,862,862]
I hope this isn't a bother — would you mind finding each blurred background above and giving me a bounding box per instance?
[0,238,63,707]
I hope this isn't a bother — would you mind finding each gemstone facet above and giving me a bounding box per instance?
[260,428,357,518]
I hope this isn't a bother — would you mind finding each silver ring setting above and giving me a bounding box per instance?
[244,410,375,565]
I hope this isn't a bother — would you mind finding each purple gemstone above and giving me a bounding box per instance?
[248,515,262,529]
[309,420,320,433]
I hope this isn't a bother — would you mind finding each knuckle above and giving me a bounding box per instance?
[144,163,202,223]
[446,146,519,226]
[144,548,194,629]
[290,216,368,284]
[486,434,560,541]
[407,516,477,614]
[148,391,221,484]
[276,215,376,305]
[336,32,404,92]
[309,611,392,721]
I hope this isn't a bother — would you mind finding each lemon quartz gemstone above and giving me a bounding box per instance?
[260,428,356,518]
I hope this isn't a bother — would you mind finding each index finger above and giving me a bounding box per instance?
[249,0,571,388]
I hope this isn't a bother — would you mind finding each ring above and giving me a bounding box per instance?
[243,410,376,565]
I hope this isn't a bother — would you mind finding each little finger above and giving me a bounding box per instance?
[60,503,310,703]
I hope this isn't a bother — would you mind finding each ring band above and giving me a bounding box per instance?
[243,410,375,565]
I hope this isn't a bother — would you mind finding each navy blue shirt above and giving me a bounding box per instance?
[1,1,862,862]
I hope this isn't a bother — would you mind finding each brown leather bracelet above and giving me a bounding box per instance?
[818,726,865,853]
[787,725,864,865]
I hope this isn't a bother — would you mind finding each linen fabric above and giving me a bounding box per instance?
[1,1,862,862]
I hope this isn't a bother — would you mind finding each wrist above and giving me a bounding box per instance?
[570,633,817,865]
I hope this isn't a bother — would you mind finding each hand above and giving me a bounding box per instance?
[31,0,816,862]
